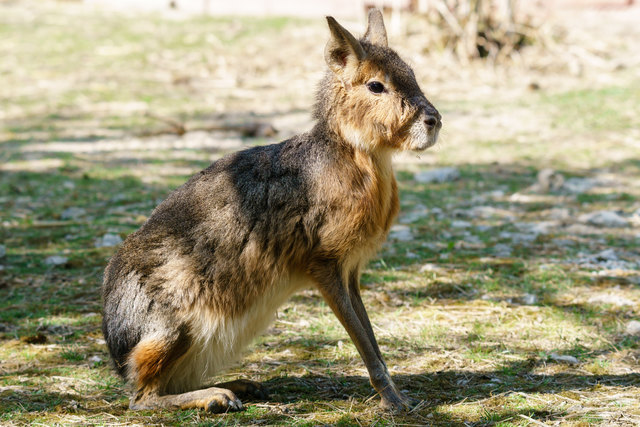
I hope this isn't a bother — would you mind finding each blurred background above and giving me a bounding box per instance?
[1,0,639,425]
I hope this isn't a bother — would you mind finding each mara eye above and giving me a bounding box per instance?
[366,81,385,94]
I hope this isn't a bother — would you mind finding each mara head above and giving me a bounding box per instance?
[314,9,441,153]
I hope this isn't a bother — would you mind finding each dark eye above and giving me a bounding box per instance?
[366,81,385,94]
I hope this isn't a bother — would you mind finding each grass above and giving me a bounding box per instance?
[2,1,640,426]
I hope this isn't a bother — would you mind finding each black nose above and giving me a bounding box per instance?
[424,115,440,130]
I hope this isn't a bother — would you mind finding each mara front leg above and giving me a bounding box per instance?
[311,261,411,411]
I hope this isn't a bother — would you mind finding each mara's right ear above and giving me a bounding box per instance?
[363,9,388,47]
[324,16,366,79]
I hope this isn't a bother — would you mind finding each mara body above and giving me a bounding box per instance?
[102,9,441,413]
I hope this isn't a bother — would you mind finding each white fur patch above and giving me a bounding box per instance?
[163,271,312,393]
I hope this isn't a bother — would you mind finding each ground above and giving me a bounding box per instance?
[1,1,639,426]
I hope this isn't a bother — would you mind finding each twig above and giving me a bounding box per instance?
[518,414,550,426]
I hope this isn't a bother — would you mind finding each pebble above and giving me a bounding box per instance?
[579,210,629,228]
[562,177,596,194]
[625,320,640,336]
[492,243,513,257]
[88,355,102,363]
[399,204,428,224]
[44,255,68,266]
[549,353,579,365]
[95,233,123,248]
[388,225,413,241]
[61,207,87,220]
[516,221,556,235]
[414,167,460,183]
[451,220,471,228]
[587,293,634,307]
[419,263,440,273]
[520,293,538,305]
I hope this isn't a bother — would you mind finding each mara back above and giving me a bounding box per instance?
[102,9,441,412]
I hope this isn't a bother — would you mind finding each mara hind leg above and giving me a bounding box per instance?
[127,333,247,413]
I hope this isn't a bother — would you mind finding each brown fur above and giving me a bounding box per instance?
[102,9,441,413]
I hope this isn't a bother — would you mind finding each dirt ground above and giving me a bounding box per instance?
[1,1,639,425]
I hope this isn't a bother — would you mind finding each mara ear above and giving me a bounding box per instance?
[363,8,388,47]
[324,16,366,77]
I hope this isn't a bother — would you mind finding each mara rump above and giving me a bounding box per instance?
[102,9,442,413]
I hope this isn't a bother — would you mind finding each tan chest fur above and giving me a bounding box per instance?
[316,147,399,263]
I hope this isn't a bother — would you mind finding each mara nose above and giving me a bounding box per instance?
[424,115,441,130]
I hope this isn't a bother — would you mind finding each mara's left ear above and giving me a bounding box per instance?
[324,16,366,76]
[363,8,388,47]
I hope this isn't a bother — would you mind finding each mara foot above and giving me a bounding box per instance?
[130,386,244,413]
[214,379,269,400]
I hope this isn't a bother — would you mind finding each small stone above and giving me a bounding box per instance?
[88,355,102,363]
[95,233,123,248]
[451,220,471,228]
[521,293,538,305]
[44,255,68,266]
[562,177,596,194]
[388,225,413,242]
[549,353,579,365]
[399,204,428,224]
[516,221,555,235]
[61,207,87,220]
[0,244,5,258]
[548,208,571,221]
[625,320,640,336]
[419,263,439,273]
[492,244,512,257]
[593,249,619,261]
[588,293,634,307]
[579,211,628,228]
[414,167,460,184]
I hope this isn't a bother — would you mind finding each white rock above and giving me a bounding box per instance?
[44,255,68,266]
[548,208,571,220]
[521,293,538,305]
[88,355,102,363]
[562,177,596,194]
[414,167,460,183]
[419,263,439,273]
[399,204,428,224]
[95,233,123,248]
[388,225,413,242]
[0,244,5,258]
[516,221,556,235]
[498,231,537,244]
[593,249,619,261]
[451,220,471,228]
[492,244,512,257]
[470,206,516,222]
[588,293,634,307]
[549,353,579,365]
[61,207,87,220]
[551,238,574,247]
[625,320,640,336]
[579,211,628,228]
